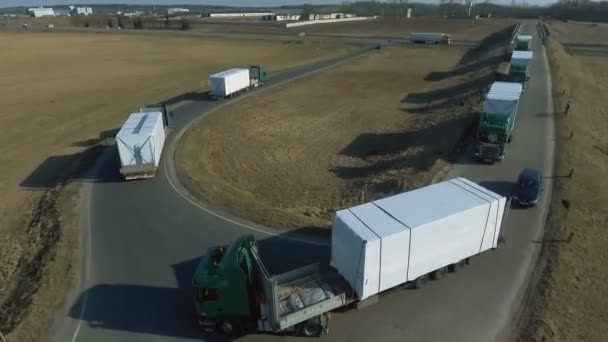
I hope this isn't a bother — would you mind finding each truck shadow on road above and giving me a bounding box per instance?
[161,90,218,106]
[68,229,330,340]
[20,129,122,189]
[69,258,227,340]
[477,181,514,197]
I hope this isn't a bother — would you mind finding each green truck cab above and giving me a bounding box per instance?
[192,234,351,337]
[249,65,267,88]
[475,82,523,162]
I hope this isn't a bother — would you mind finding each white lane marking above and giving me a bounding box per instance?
[70,184,93,342]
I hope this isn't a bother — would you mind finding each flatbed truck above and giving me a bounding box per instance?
[192,178,509,337]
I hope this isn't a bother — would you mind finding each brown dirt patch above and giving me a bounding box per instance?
[177,40,509,230]
[0,30,352,341]
[518,39,608,341]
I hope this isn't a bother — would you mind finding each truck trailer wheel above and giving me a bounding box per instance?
[449,260,466,272]
[430,267,448,280]
[300,317,323,337]
[411,274,428,289]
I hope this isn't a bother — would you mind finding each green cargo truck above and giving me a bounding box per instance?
[475,82,523,162]
[509,51,533,88]
[192,179,511,337]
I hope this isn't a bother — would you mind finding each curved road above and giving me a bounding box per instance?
[48,21,553,342]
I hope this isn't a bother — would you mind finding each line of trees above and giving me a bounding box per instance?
[70,15,191,30]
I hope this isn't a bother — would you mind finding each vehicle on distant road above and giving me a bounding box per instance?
[208,65,267,98]
[409,32,451,45]
[512,168,543,207]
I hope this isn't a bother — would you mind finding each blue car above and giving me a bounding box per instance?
[512,168,543,207]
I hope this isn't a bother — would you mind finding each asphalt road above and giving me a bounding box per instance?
[47,21,553,342]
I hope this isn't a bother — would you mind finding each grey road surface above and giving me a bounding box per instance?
[47,21,552,342]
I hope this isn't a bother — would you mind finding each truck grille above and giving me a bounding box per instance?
[480,144,501,160]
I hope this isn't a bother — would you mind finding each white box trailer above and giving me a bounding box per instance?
[409,32,450,45]
[208,68,251,98]
[116,112,166,180]
[331,177,507,300]
[510,50,533,83]
[515,35,533,51]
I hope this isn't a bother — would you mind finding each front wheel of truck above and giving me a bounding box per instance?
[219,320,242,337]
[300,317,323,337]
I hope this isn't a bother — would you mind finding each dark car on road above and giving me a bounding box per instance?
[512,168,543,207]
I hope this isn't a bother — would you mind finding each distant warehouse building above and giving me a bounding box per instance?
[168,8,190,15]
[202,11,275,18]
[262,14,301,21]
[28,7,56,17]
[75,7,93,16]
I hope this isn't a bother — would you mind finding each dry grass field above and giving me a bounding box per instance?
[0,30,353,341]
[177,35,510,230]
[292,17,514,40]
[547,20,608,44]
[520,40,608,342]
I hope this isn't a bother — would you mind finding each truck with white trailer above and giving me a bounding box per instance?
[115,111,167,180]
[515,34,533,51]
[509,50,533,87]
[208,65,267,98]
[192,178,509,337]
[409,32,451,45]
[475,82,523,162]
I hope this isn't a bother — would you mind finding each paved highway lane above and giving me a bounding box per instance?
[48,21,553,342]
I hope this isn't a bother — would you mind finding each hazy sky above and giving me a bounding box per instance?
[1,0,557,8]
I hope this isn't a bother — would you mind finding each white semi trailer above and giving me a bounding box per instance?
[331,177,508,299]
[515,35,533,51]
[193,177,510,336]
[208,66,267,98]
[116,112,167,180]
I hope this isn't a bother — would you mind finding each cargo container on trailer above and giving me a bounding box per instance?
[209,68,251,98]
[509,50,533,87]
[192,178,509,337]
[116,112,166,180]
[515,35,533,51]
[208,65,267,98]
